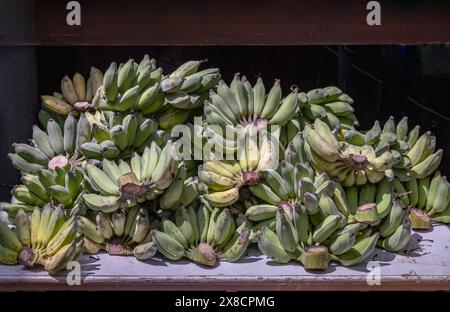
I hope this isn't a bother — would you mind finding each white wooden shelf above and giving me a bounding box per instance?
[1,225,449,291]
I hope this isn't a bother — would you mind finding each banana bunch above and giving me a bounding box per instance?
[95,55,163,113]
[255,210,379,269]
[245,162,346,224]
[40,67,103,116]
[80,111,158,159]
[2,167,85,218]
[297,86,358,130]
[377,202,412,252]
[203,75,298,157]
[406,172,450,227]
[342,117,442,181]
[0,205,83,274]
[303,119,388,187]
[205,74,298,130]
[158,60,221,130]
[96,56,218,121]
[83,141,182,212]
[78,207,159,260]
[8,114,91,174]
[199,132,279,207]
[152,204,251,266]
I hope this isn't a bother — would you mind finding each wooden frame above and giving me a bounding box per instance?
[1,0,450,46]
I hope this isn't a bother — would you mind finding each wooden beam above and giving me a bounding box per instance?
[9,0,450,46]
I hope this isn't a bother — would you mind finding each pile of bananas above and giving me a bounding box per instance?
[1,55,449,274]
[338,116,443,181]
[302,116,444,187]
[41,67,104,116]
[78,206,159,258]
[8,114,91,174]
[297,86,358,130]
[3,168,85,217]
[205,75,298,130]
[405,172,450,228]
[96,56,219,130]
[152,204,251,265]
[0,205,83,273]
[202,75,301,162]
[83,141,195,212]
[81,111,159,159]
[199,132,279,207]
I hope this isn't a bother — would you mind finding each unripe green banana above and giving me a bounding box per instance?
[204,187,240,208]
[12,185,46,206]
[152,230,185,261]
[379,199,404,237]
[375,179,393,219]
[18,175,49,201]
[14,208,31,247]
[379,217,411,252]
[431,200,450,223]
[48,185,73,207]
[80,142,102,159]
[331,233,379,266]
[417,177,430,209]
[426,171,441,213]
[411,149,443,179]
[276,208,298,252]
[245,204,278,222]
[111,209,126,237]
[133,241,157,261]
[77,216,105,244]
[328,231,356,255]
[46,218,77,256]
[219,228,251,262]
[319,194,341,217]
[392,178,410,206]
[293,204,310,244]
[428,176,450,216]
[162,219,188,249]
[406,125,420,147]
[103,62,119,102]
[92,123,111,143]
[83,193,120,213]
[256,227,292,263]
[96,212,114,240]
[0,243,19,265]
[0,221,22,252]
[213,208,233,246]
[312,215,342,244]
[249,184,281,206]
[264,169,290,201]
[406,132,431,166]
[359,183,377,206]
[12,143,49,167]
[405,177,419,207]
[45,240,77,273]
[333,183,350,217]
[303,125,340,162]
[304,192,320,215]
[86,164,120,196]
[175,207,195,246]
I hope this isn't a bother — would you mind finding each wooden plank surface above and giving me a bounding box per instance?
[0,225,449,291]
[1,0,450,45]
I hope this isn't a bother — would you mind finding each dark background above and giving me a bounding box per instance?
[0,45,449,200]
